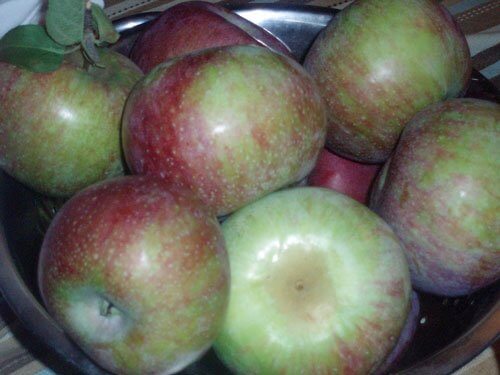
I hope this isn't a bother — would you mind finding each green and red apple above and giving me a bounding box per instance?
[371,98,500,296]
[0,49,142,197]
[214,187,411,374]
[122,45,327,217]
[38,175,230,374]
[304,0,471,163]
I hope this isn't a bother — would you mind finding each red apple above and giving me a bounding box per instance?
[129,1,292,73]
[370,98,500,296]
[122,45,327,217]
[0,49,143,197]
[38,175,230,374]
[307,148,381,204]
[304,0,471,163]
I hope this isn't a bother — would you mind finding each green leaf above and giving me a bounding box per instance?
[46,0,85,46]
[91,3,120,45]
[0,25,65,72]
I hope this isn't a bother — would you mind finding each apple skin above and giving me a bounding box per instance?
[370,98,500,297]
[129,1,292,73]
[213,187,411,374]
[122,45,327,217]
[375,291,420,375]
[303,0,471,163]
[0,49,143,198]
[307,147,382,204]
[38,175,230,375]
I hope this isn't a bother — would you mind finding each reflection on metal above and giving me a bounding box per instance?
[236,8,332,28]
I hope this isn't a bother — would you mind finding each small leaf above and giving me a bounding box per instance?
[46,0,85,46]
[91,3,120,45]
[0,25,65,72]
[81,31,103,67]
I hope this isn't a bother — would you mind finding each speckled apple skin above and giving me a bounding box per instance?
[130,1,292,73]
[38,175,230,375]
[0,50,143,197]
[214,187,411,375]
[304,0,471,163]
[371,99,500,297]
[122,45,327,217]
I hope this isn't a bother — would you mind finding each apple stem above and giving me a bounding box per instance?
[84,1,93,31]
[85,1,93,17]
[99,298,115,317]
[82,1,94,71]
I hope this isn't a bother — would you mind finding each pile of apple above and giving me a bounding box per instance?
[0,0,498,374]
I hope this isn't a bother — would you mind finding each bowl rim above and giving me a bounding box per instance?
[0,177,106,374]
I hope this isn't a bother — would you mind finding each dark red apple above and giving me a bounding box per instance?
[129,1,292,73]
[122,45,327,217]
[304,0,471,163]
[38,175,230,374]
[307,148,381,204]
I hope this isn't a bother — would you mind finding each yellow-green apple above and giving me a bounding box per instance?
[307,147,381,204]
[0,49,142,198]
[129,1,292,73]
[213,187,411,374]
[304,0,471,163]
[38,175,230,374]
[370,98,500,296]
[122,45,327,217]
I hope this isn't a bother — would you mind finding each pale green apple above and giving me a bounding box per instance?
[214,187,411,374]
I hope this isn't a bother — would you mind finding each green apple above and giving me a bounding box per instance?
[214,187,411,374]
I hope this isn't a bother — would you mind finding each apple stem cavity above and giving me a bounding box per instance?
[99,298,117,317]
[295,280,305,291]
[60,288,134,345]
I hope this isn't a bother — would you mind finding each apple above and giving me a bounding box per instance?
[213,187,411,374]
[38,175,230,374]
[375,291,420,374]
[307,147,382,204]
[129,1,292,73]
[0,49,143,198]
[122,45,327,217]
[303,0,471,163]
[370,98,500,296]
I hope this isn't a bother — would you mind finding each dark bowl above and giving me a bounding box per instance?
[0,4,498,375]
